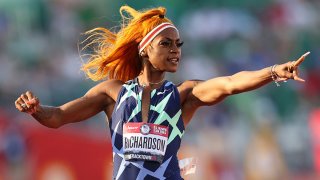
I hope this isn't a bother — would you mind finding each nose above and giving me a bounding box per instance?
[169,49,179,55]
[170,43,180,53]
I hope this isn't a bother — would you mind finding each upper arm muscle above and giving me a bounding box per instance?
[179,77,232,126]
[58,79,123,125]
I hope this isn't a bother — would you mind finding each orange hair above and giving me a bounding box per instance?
[81,5,173,82]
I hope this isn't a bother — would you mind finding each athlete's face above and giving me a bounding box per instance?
[145,28,183,72]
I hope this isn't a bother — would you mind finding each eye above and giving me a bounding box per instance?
[159,41,171,47]
[176,41,184,48]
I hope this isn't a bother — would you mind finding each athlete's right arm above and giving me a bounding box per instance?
[14,79,123,128]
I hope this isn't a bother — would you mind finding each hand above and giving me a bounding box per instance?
[275,52,310,82]
[15,91,40,114]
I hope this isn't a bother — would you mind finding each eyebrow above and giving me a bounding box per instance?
[161,37,181,42]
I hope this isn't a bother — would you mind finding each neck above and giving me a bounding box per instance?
[138,73,165,87]
[138,67,165,88]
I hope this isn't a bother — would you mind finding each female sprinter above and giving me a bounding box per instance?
[15,5,309,180]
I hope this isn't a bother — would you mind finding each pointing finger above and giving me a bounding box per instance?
[294,51,310,67]
[293,70,305,82]
[293,76,305,82]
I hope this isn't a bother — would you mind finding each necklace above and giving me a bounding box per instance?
[139,77,165,87]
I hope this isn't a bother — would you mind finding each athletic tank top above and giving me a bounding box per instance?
[109,78,185,180]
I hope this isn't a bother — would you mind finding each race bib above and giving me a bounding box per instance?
[123,122,169,163]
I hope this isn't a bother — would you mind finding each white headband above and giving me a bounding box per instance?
[138,22,179,53]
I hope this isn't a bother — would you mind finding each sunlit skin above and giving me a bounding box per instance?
[15,27,309,128]
[143,28,182,73]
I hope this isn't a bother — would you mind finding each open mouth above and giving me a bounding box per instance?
[168,58,179,65]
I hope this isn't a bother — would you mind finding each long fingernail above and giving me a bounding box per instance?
[303,52,310,56]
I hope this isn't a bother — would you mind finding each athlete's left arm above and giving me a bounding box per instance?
[179,52,309,126]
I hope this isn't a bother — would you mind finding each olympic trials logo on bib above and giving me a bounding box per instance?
[140,124,151,135]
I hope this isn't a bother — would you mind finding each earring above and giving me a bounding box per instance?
[140,51,146,57]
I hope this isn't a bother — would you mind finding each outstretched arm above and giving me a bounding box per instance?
[15,80,123,128]
[180,52,309,125]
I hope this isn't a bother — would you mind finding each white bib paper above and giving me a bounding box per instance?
[123,122,169,163]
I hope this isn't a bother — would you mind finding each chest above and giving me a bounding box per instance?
[141,87,152,123]
[110,81,186,155]
[115,81,181,125]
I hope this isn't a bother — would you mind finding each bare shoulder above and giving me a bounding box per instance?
[85,79,124,101]
[176,80,203,126]
[177,80,203,104]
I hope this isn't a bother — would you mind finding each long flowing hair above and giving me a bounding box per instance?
[81,5,173,82]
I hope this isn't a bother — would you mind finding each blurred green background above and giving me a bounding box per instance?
[1,0,320,179]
